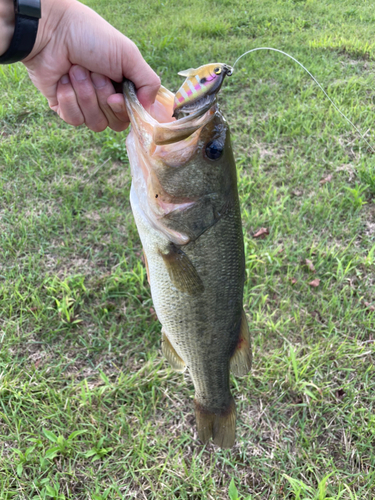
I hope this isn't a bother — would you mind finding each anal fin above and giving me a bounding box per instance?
[230,309,252,377]
[194,397,236,449]
[161,328,186,372]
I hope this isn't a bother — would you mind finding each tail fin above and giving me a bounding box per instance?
[194,397,236,448]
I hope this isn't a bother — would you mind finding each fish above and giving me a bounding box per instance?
[123,63,251,448]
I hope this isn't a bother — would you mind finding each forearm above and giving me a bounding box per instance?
[0,0,15,55]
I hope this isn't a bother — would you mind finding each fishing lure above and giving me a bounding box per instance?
[173,63,233,118]
[173,48,373,153]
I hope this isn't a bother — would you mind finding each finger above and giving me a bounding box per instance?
[91,74,129,132]
[136,71,161,111]
[118,40,160,110]
[69,65,108,133]
[107,93,129,128]
[55,74,84,127]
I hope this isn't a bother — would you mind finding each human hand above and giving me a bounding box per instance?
[21,0,160,132]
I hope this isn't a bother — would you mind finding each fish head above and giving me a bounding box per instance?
[173,63,233,119]
[123,71,237,246]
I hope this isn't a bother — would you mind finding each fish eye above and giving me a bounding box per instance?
[205,140,223,160]
[214,67,222,75]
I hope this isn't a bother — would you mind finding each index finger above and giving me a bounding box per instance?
[119,41,161,110]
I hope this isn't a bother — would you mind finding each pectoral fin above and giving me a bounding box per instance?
[159,244,204,295]
[230,309,252,377]
[161,328,186,372]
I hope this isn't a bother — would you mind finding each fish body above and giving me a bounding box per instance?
[173,63,233,119]
[123,66,251,448]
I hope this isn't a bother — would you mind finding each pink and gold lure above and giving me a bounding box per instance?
[173,63,233,118]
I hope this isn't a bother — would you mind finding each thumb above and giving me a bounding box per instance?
[61,1,161,109]
[117,39,161,110]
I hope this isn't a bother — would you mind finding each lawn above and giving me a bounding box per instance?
[0,0,375,498]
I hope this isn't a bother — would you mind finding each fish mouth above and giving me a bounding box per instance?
[123,79,217,144]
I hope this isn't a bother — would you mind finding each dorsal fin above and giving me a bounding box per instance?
[177,68,197,77]
[230,309,252,377]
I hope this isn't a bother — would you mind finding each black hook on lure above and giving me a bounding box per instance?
[173,47,374,154]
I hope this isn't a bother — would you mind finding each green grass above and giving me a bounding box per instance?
[1,0,375,498]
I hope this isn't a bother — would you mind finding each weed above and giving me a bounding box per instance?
[42,429,87,460]
[358,161,375,196]
[342,184,368,210]
[101,133,128,162]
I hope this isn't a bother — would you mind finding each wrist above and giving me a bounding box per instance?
[23,0,76,62]
[0,0,16,56]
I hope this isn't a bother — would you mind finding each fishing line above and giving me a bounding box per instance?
[231,47,374,154]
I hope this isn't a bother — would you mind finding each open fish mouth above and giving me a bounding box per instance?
[123,79,217,147]
[124,80,215,123]
[124,61,233,129]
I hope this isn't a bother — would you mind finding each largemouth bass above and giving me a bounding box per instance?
[123,63,251,448]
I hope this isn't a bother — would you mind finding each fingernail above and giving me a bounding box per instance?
[61,74,70,84]
[72,66,87,82]
[91,73,107,89]
[110,102,123,113]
